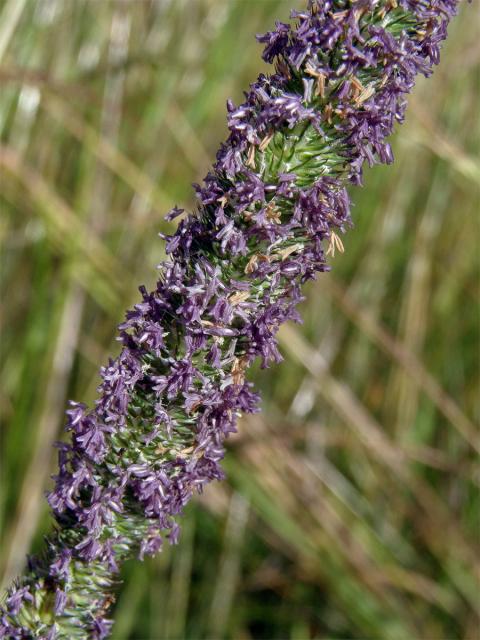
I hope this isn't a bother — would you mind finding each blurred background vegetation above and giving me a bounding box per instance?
[0,1,479,638]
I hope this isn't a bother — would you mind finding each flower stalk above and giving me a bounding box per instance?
[1,1,461,637]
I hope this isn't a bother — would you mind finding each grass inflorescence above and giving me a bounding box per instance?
[0,0,478,638]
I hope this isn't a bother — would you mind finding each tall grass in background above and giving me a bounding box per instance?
[0,1,478,638]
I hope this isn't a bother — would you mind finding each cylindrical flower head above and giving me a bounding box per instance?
[0,1,462,637]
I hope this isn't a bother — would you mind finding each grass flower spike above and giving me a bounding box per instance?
[1,1,462,637]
